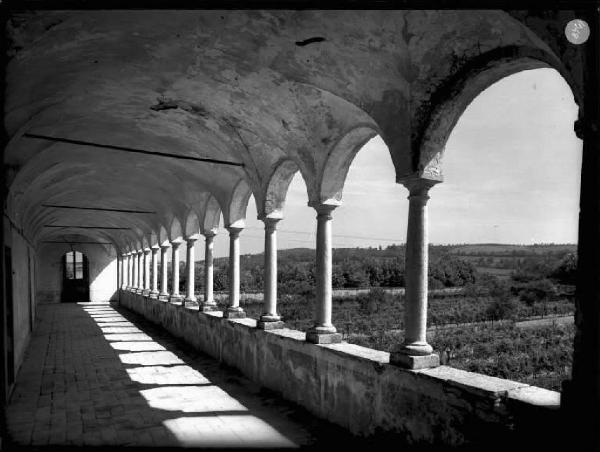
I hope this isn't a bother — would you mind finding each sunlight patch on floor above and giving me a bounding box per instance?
[76,302,301,448]
[118,351,184,366]
[110,341,167,352]
[126,365,210,385]
[140,386,248,412]
[163,415,299,448]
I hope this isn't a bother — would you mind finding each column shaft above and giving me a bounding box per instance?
[306,205,340,343]
[143,250,150,292]
[201,233,217,311]
[150,247,159,296]
[224,227,244,318]
[132,252,138,291]
[138,252,143,290]
[120,256,125,289]
[258,218,283,329]
[171,242,181,298]
[160,246,170,297]
[127,254,132,290]
[185,239,196,304]
[391,178,439,369]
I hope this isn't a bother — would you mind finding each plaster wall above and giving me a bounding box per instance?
[120,291,561,447]
[36,243,118,303]
[3,218,36,377]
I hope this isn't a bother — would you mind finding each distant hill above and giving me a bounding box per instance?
[210,243,576,265]
[448,244,576,256]
[213,245,406,267]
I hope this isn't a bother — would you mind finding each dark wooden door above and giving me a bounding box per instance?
[61,252,90,302]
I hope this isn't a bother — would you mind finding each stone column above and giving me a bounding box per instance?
[258,218,284,329]
[132,251,138,292]
[170,241,182,303]
[306,204,341,344]
[159,244,170,300]
[390,177,440,369]
[150,246,159,298]
[183,237,197,307]
[143,248,151,296]
[200,232,218,312]
[121,256,126,289]
[137,251,143,292]
[224,226,245,318]
[127,253,132,290]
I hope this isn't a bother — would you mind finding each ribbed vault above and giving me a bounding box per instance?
[4,9,582,252]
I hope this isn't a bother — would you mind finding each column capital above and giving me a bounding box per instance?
[143,248,151,255]
[160,243,171,251]
[310,202,338,219]
[186,237,198,247]
[226,226,244,238]
[171,241,182,249]
[151,244,160,251]
[261,217,281,232]
[399,176,440,199]
[202,229,217,239]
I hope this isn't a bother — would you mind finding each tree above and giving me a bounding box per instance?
[551,253,577,285]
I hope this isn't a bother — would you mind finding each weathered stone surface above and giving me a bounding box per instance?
[4,10,583,248]
[257,320,285,330]
[120,291,562,446]
[390,352,440,369]
[305,331,343,344]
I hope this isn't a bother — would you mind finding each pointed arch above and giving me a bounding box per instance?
[317,125,379,206]
[200,195,222,235]
[184,209,201,240]
[224,178,253,228]
[158,225,170,247]
[259,159,300,220]
[169,216,184,243]
[417,46,581,180]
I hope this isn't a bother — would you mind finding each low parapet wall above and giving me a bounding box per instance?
[119,291,561,447]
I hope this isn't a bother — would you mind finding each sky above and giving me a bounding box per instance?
[197,68,582,259]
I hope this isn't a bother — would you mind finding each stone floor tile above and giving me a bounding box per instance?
[6,301,358,449]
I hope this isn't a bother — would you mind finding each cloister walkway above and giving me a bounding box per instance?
[5,301,357,449]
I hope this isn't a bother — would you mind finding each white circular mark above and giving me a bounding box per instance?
[565,19,590,45]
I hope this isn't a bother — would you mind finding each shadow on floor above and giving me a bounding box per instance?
[5,301,410,450]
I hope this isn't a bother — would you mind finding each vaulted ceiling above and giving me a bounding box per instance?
[3,9,583,251]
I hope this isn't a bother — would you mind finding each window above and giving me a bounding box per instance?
[65,251,84,280]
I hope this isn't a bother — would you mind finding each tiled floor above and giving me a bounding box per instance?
[6,301,356,449]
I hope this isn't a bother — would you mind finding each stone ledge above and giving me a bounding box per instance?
[257,320,285,330]
[506,385,561,409]
[120,291,561,441]
[227,317,257,328]
[306,331,342,344]
[417,365,530,400]
[390,352,440,369]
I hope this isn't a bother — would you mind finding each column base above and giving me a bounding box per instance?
[199,302,219,312]
[158,293,169,302]
[257,320,285,330]
[306,331,342,344]
[183,298,198,308]
[306,326,342,344]
[142,289,151,297]
[149,291,159,299]
[169,295,183,305]
[390,352,440,369]
[223,307,245,319]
